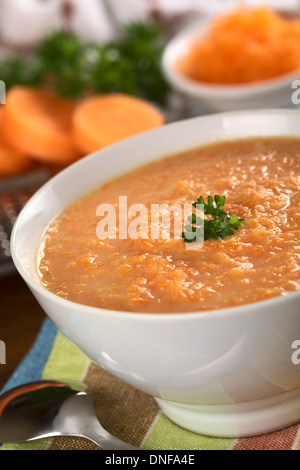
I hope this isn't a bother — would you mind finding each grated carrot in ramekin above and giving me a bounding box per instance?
[177,6,300,85]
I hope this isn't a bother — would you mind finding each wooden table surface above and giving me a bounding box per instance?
[0,271,46,390]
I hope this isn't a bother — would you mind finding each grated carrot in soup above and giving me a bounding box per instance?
[177,6,300,85]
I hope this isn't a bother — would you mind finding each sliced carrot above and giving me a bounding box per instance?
[0,106,33,177]
[0,145,32,177]
[72,93,164,155]
[1,86,80,164]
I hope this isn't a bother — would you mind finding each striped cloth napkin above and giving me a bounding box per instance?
[0,317,299,451]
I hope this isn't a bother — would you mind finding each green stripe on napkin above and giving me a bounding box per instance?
[142,413,235,450]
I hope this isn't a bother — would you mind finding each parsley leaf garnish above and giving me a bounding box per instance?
[182,195,245,243]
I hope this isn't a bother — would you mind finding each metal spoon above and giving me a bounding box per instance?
[0,380,140,450]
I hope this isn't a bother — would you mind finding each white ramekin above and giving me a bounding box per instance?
[162,18,300,112]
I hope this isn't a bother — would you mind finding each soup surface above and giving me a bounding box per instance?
[38,137,300,313]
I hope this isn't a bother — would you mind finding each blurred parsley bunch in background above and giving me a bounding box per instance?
[0,20,170,106]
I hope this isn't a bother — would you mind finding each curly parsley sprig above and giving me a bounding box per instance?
[0,21,170,106]
[182,195,245,243]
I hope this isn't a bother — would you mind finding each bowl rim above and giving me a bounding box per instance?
[10,108,300,323]
[162,17,300,97]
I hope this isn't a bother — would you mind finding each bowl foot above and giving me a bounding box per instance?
[155,389,300,438]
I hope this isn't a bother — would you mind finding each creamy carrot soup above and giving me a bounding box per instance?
[38,138,300,313]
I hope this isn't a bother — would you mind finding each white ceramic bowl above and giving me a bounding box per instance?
[162,18,300,112]
[11,109,300,438]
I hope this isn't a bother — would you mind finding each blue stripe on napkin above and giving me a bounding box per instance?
[0,318,57,394]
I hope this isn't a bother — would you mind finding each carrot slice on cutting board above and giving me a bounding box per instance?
[0,145,33,177]
[0,106,33,177]
[72,93,164,155]
[1,86,80,164]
